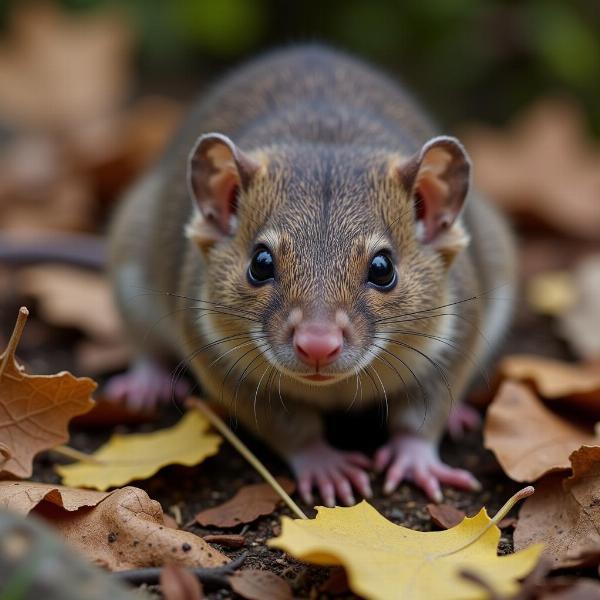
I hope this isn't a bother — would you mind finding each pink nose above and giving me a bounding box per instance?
[293,322,343,368]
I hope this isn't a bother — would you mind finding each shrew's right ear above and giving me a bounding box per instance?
[186,133,261,247]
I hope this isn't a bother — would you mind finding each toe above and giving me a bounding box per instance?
[331,472,355,506]
[414,467,443,503]
[315,473,336,507]
[431,463,481,491]
[383,457,408,495]
[342,465,373,499]
[297,474,314,505]
[346,452,372,469]
[374,446,393,473]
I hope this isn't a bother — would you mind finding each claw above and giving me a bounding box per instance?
[447,404,481,439]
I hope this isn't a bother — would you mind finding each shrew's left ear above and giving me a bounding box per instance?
[399,136,471,249]
[186,132,261,247]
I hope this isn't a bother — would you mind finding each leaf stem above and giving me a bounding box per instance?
[51,445,102,465]
[0,307,28,379]
[434,486,534,559]
[188,397,308,520]
[490,486,534,526]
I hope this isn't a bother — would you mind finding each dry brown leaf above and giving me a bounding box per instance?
[483,381,600,481]
[160,564,204,600]
[0,1,132,131]
[32,486,229,571]
[229,569,293,600]
[559,255,600,360]
[0,480,110,513]
[0,308,96,478]
[463,98,600,240]
[514,446,600,570]
[17,265,123,342]
[500,355,600,416]
[195,479,295,528]
[426,503,466,529]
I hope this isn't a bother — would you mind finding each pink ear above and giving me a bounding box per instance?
[187,133,260,237]
[404,136,471,243]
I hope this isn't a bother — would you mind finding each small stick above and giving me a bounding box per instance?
[51,445,102,465]
[188,397,308,520]
[0,307,28,379]
[114,552,247,586]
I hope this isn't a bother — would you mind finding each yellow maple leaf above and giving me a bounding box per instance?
[56,411,222,490]
[269,489,543,600]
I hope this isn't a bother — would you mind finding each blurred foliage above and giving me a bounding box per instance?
[0,0,599,131]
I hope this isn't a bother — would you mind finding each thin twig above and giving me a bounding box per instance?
[187,397,308,520]
[0,307,28,379]
[113,552,247,586]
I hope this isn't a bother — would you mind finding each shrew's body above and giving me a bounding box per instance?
[109,45,516,505]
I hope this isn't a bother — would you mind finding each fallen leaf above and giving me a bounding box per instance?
[269,495,542,600]
[0,1,132,131]
[229,569,293,600]
[32,486,229,571]
[484,381,600,481]
[0,307,96,478]
[75,338,132,377]
[514,446,600,569]
[319,567,350,595]
[0,480,110,514]
[499,355,600,416]
[559,255,600,360]
[160,564,204,600]
[202,534,245,548]
[195,479,295,528]
[463,98,600,240]
[17,265,123,343]
[56,410,222,490]
[426,503,466,529]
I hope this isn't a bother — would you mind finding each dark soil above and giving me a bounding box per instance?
[0,260,575,599]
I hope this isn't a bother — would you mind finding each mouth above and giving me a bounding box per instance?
[301,373,335,382]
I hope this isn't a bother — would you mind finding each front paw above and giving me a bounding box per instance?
[288,440,372,507]
[374,433,480,502]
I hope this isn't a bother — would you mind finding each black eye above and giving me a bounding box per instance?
[368,252,396,290]
[248,246,275,285]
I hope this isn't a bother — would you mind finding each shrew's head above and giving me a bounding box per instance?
[185,133,470,388]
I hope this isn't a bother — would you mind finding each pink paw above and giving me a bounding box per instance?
[447,404,481,439]
[374,433,480,502]
[289,441,372,507]
[104,359,189,412]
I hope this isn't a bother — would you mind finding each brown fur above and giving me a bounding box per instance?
[109,45,516,458]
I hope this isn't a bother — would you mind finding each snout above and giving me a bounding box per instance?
[293,321,343,369]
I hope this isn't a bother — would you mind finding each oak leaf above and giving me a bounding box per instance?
[484,381,600,481]
[195,479,295,528]
[514,446,600,569]
[0,307,96,478]
[32,485,229,571]
[56,410,222,490]
[268,495,542,600]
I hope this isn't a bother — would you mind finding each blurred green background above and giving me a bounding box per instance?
[0,0,599,130]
